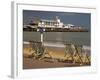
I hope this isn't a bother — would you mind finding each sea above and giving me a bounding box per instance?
[23,32,91,46]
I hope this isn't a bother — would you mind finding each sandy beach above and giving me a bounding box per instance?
[23,57,90,69]
[23,42,90,69]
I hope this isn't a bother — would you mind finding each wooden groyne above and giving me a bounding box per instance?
[23,41,90,65]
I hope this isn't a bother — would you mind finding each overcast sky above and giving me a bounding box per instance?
[23,10,91,28]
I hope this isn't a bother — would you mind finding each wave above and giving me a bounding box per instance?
[23,41,90,49]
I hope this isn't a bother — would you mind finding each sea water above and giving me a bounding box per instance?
[23,32,91,46]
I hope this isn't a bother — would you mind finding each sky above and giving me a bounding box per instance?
[23,10,91,28]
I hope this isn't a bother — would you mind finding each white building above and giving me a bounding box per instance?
[28,16,78,29]
[38,16,64,28]
[64,24,75,29]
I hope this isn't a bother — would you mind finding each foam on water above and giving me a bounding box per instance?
[23,41,90,50]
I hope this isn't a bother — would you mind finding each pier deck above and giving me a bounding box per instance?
[23,27,88,32]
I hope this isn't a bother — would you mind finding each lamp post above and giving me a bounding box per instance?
[37,28,45,44]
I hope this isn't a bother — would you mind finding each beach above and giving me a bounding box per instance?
[23,42,90,69]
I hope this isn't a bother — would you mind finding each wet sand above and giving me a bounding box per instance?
[23,57,90,69]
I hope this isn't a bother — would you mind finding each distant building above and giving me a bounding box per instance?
[64,24,75,29]
[38,16,63,28]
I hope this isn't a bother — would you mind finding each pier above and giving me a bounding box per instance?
[23,16,89,32]
[23,27,88,32]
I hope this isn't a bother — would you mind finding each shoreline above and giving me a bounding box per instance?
[23,41,90,50]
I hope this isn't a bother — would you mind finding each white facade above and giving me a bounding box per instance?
[38,17,64,28]
[30,16,78,29]
[64,24,75,28]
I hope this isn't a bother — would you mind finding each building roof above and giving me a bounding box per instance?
[40,19,57,23]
